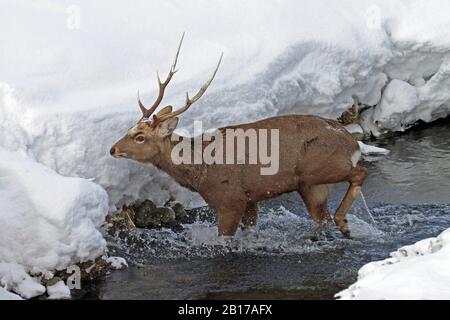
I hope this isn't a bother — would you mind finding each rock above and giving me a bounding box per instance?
[105,206,136,235]
[78,257,110,280]
[108,199,185,231]
[338,103,373,126]
[338,104,360,125]
[137,199,157,212]
[134,200,176,228]
[49,256,111,288]
[169,201,187,221]
[156,207,176,225]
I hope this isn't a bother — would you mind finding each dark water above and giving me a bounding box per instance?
[90,119,450,300]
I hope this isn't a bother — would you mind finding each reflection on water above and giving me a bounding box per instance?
[90,119,450,300]
[363,119,450,204]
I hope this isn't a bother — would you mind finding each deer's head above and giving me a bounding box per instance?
[110,34,222,164]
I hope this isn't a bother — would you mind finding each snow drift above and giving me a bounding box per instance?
[0,148,108,271]
[1,0,450,208]
[0,147,108,298]
[337,228,450,300]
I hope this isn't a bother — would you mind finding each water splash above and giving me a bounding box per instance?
[108,205,387,264]
[359,191,376,224]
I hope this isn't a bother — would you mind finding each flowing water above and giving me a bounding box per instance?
[85,119,450,300]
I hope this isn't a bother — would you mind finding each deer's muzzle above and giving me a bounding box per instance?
[110,146,127,158]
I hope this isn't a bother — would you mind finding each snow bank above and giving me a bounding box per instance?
[0,147,108,298]
[337,228,450,300]
[0,82,203,209]
[0,263,45,299]
[0,148,108,271]
[373,80,420,131]
[1,1,450,208]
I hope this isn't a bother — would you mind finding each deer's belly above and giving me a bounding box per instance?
[244,173,300,202]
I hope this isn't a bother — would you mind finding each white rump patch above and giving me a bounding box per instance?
[351,149,361,167]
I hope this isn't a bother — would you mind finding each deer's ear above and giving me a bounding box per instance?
[158,117,179,137]
[156,105,173,117]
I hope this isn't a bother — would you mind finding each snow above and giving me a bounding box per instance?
[1,0,450,299]
[0,148,108,271]
[47,281,71,300]
[373,80,420,132]
[0,263,45,299]
[1,0,450,209]
[0,148,108,298]
[345,124,364,136]
[105,257,128,270]
[0,287,22,300]
[336,228,450,300]
[358,141,390,156]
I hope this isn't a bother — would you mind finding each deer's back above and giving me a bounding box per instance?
[201,115,360,200]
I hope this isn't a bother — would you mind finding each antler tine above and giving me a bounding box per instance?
[137,91,147,115]
[139,33,185,118]
[156,52,223,122]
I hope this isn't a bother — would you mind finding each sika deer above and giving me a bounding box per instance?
[110,35,367,238]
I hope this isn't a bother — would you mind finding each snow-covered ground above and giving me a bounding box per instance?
[1,0,450,299]
[337,228,450,300]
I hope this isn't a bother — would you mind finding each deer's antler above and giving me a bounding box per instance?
[138,33,185,118]
[154,52,223,123]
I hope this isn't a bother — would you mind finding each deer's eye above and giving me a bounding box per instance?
[135,135,145,143]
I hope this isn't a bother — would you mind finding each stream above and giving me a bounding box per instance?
[85,118,450,300]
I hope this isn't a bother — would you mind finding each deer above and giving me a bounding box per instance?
[110,35,367,238]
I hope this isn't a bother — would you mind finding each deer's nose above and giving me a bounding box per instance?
[110,146,117,156]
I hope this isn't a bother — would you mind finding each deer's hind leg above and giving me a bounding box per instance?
[298,184,331,225]
[334,165,368,238]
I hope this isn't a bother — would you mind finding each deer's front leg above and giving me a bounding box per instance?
[201,187,248,237]
[217,208,245,236]
[204,193,247,237]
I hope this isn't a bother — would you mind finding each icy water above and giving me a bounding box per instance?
[89,119,450,300]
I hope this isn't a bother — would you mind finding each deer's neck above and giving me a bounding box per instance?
[155,134,206,192]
